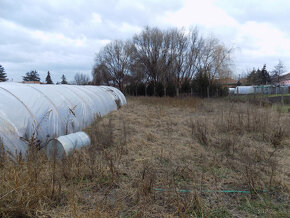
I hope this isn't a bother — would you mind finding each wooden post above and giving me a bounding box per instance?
[282,88,284,106]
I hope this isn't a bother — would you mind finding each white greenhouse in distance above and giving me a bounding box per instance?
[0,83,126,157]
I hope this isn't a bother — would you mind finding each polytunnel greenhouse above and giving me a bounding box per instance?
[0,83,126,157]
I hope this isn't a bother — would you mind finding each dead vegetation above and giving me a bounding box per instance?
[0,96,289,217]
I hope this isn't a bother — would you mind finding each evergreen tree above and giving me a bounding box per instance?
[256,68,262,85]
[155,82,164,97]
[45,71,53,84]
[23,70,40,82]
[247,69,257,85]
[166,81,176,97]
[181,79,191,94]
[260,64,271,85]
[193,71,210,97]
[61,74,68,84]
[0,65,8,82]
[247,65,271,85]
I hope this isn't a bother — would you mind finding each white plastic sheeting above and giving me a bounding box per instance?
[229,88,235,94]
[234,86,255,95]
[47,131,91,158]
[0,83,126,157]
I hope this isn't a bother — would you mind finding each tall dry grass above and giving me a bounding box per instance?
[0,96,289,217]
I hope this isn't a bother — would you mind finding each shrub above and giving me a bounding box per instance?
[137,82,146,96]
[146,81,155,96]
[166,81,176,97]
[156,82,164,97]
[181,79,191,94]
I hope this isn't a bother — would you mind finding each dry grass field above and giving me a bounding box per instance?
[0,96,290,217]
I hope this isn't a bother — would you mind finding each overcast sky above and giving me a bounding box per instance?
[1,0,290,82]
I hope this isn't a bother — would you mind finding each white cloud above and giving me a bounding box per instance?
[0,0,183,81]
[91,13,102,24]
[1,0,290,82]
[232,21,290,72]
[237,22,290,56]
[160,0,290,74]
[160,0,238,28]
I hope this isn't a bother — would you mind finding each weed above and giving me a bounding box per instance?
[0,96,289,217]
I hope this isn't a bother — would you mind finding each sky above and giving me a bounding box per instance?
[1,0,290,82]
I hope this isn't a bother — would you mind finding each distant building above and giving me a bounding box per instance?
[216,77,238,88]
[280,80,290,86]
[239,77,248,85]
[280,73,290,86]
[21,81,43,84]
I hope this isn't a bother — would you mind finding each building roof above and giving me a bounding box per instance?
[216,78,238,85]
[281,73,290,81]
[239,77,248,85]
[280,79,290,85]
[21,81,42,84]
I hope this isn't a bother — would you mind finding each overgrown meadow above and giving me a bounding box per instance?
[0,97,289,217]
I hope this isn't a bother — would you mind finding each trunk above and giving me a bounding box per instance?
[207,86,210,98]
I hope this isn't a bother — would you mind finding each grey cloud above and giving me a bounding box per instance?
[1,0,290,82]
[215,0,290,34]
[0,0,182,35]
[0,0,184,81]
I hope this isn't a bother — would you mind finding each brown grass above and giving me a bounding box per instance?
[0,96,289,217]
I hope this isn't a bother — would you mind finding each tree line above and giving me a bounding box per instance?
[20,70,71,84]
[0,65,90,85]
[246,60,287,85]
[92,26,233,97]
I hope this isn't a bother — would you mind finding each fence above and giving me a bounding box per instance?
[233,85,290,95]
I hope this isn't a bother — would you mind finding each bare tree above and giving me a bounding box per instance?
[74,73,90,85]
[92,62,112,85]
[272,60,286,84]
[131,26,173,95]
[93,40,131,91]
[165,28,190,96]
[195,36,233,85]
[92,26,234,96]
[186,27,203,80]
[132,27,164,83]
